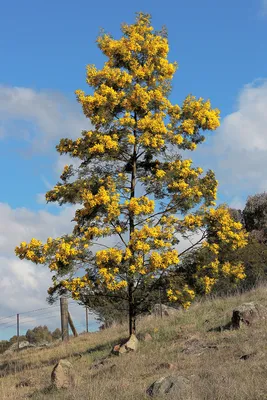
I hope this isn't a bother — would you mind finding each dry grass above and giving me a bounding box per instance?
[2,285,267,399]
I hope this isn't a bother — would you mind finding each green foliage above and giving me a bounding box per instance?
[51,328,62,340]
[26,325,53,344]
[9,335,27,344]
[243,193,267,235]
[0,340,11,354]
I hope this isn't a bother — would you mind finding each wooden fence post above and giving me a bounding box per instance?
[60,296,69,342]
[17,314,20,350]
[68,312,78,337]
[86,307,89,333]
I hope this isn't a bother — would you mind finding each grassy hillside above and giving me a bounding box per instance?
[1,285,267,399]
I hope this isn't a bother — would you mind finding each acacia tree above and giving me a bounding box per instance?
[15,13,248,335]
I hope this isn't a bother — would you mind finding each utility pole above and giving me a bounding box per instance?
[60,296,69,342]
[86,307,89,333]
[17,314,20,350]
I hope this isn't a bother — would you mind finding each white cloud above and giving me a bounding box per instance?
[0,202,93,338]
[195,79,267,203]
[54,153,81,176]
[228,197,245,210]
[218,80,267,152]
[0,85,99,338]
[261,0,267,15]
[0,86,90,151]
[0,202,77,255]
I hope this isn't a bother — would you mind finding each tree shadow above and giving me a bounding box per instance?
[28,385,59,398]
[207,321,233,332]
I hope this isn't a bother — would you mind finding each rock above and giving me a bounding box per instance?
[125,334,139,351]
[51,359,75,389]
[4,341,35,354]
[232,302,267,329]
[151,304,179,317]
[137,332,153,342]
[36,341,51,348]
[156,362,176,370]
[239,352,256,360]
[112,334,139,355]
[112,344,123,355]
[146,375,190,397]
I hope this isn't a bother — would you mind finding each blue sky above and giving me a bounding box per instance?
[1,0,267,339]
[1,0,267,209]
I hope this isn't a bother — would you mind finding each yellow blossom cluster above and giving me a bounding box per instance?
[15,238,44,264]
[15,236,82,272]
[180,95,220,134]
[198,276,217,294]
[56,131,119,159]
[221,261,246,280]
[149,250,179,270]
[88,133,119,154]
[155,169,166,179]
[86,64,132,89]
[119,112,136,128]
[77,179,121,223]
[76,85,125,126]
[139,132,165,149]
[62,275,91,299]
[161,159,217,205]
[200,259,220,275]
[126,196,155,215]
[205,206,248,250]
[138,112,167,134]
[202,241,220,255]
[128,255,146,274]
[95,248,128,290]
[182,214,203,230]
[97,13,176,82]
[82,226,111,240]
[129,224,175,250]
[54,240,79,266]
[96,247,123,267]
[167,285,195,309]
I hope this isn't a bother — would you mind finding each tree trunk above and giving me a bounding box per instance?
[128,112,137,337]
[128,281,136,335]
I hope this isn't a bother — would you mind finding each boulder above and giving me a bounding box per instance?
[156,362,176,370]
[112,334,139,355]
[137,332,153,342]
[232,302,267,329]
[151,304,179,317]
[4,341,35,355]
[146,375,190,397]
[124,334,139,351]
[51,359,75,389]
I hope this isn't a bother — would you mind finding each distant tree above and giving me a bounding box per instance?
[9,335,27,345]
[229,208,243,224]
[26,325,52,344]
[0,340,11,354]
[51,328,62,340]
[243,193,267,238]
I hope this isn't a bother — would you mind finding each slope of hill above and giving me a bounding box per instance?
[1,285,267,399]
